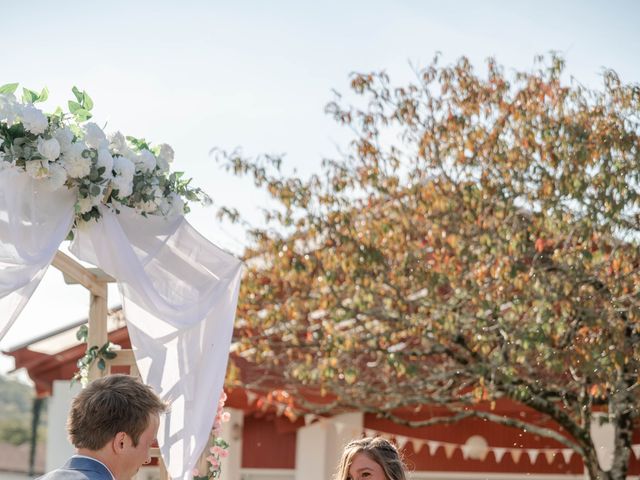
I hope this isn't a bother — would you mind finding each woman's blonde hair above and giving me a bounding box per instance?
[334,437,408,480]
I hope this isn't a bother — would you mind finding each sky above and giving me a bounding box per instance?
[1,0,639,376]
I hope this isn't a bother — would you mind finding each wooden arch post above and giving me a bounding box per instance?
[51,250,167,479]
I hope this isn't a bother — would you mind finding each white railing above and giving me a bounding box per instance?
[240,468,295,480]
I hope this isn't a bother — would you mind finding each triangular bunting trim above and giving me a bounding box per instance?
[493,447,507,463]
[543,449,557,464]
[427,441,440,456]
[510,449,523,464]
[527,449,540,464]
[443,443,457,459]
[411,438,425,454]
[395,435,409,450]
[561,448,575,464]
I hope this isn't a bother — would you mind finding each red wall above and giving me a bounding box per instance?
[365,414,640,476]
[241,414,297,469]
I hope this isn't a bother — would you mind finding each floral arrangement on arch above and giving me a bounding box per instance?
[193,391,231,480]
[0,83,210,227]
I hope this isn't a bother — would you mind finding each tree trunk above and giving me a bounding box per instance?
[582,424,631,480]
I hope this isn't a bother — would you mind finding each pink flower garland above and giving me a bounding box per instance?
[192,392,231,479]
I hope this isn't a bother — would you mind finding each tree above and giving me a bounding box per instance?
[220,54,640,480]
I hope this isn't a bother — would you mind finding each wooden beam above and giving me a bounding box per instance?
[88,286,108,381]
[51,251,114,296]
[106,349,137,366]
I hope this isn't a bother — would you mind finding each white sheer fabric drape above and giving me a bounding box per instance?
[0,169,75,339]
[70,205,242,480]
[0,171,242,480]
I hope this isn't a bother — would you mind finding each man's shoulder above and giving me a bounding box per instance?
[38,468,91,480]
[37,457,112,480]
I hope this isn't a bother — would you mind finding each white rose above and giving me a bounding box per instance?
[157,197,170,215]
[52,127,74,154]
[136,149,156,173]
[37,137,61,161]
[62,142,91,178]
[111,175,133,197]
[25,160,49,179]
[83,122,108,150]
[158,192,184,217]
[156,143,174,172]
[20,104,48,135]
[168,192,184,217]
[113,155,135,179]
[96,149,114,179]
[156,156,169,173]
[112,155,135,197]
[76,196,93,214]
[109,131,128,154]
[158,144,174,163]
[45,163,67,191]
[136,199,158,214]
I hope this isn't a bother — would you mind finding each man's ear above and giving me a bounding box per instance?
[113,432,128,453]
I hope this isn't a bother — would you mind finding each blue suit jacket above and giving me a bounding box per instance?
[38,456,113,480]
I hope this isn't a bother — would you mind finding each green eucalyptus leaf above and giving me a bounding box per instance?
[76,325,88,342]
[68,100,82,114]
[22,88,39,104]
[83,91,94,110]
[72,86,83,103]
[37,87,49,103]
[0,83,19,94]
[74,109,92,122]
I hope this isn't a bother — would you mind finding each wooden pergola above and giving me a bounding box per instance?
[51,250,167,479]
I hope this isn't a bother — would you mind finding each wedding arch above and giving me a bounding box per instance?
[0,85,243,480]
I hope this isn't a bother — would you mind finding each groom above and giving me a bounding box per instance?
[38,375,167,480]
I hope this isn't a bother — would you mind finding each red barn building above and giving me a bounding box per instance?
[6,309,640,480]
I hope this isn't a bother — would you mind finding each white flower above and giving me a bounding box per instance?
[20,104,48,134]
[112,155,135,197]
[136,149,156,173]
[109,131,128,154]
[113,155,135,179]
[25,160,49,179]
[0,94,19,126]
[76,196,93,214]
[156,143,174,172]
[37,137,61,161]
[83,122,108,150]
[96,149,114,179]
[152,185,164,201]
[45,163,67,191]
[168,192,184,217]
[62,142,91,178]
[112,175,133,197]
[137,199,158,214]
[52,127,74,154]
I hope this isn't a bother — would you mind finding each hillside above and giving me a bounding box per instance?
[0,375,46,445]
